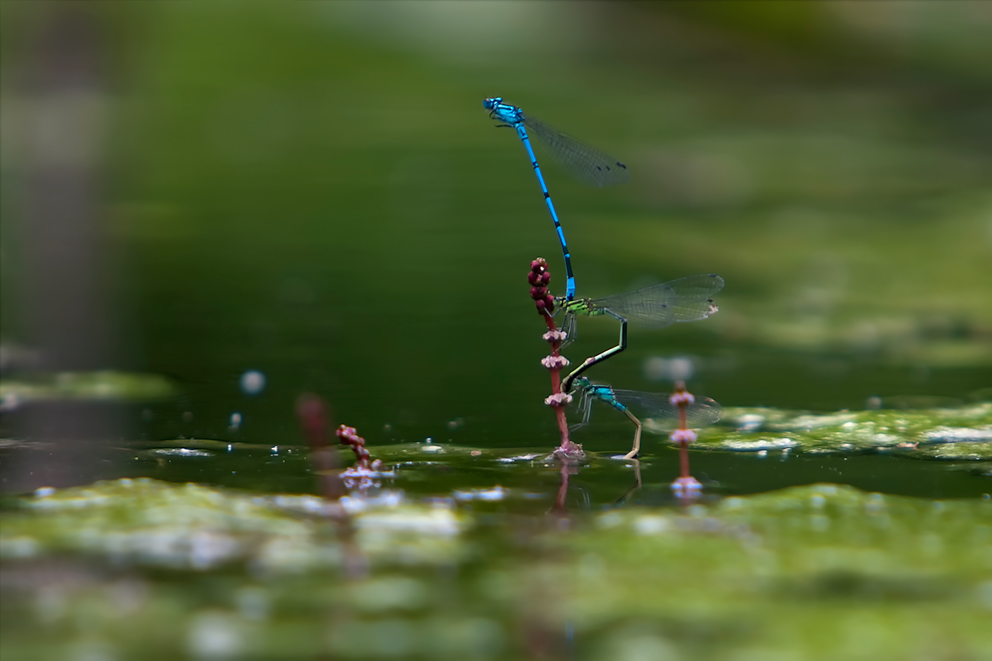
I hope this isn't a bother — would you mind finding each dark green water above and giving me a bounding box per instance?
[109,435,992,504]
[1,0,990,492]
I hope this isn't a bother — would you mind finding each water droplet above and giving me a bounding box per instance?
[240,370,266,395]
[228,412,242,433]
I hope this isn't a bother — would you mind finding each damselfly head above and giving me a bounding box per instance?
[482,97,502,110]
[571,376,591,392]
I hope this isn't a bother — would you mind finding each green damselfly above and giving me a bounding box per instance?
[570,376,722,459]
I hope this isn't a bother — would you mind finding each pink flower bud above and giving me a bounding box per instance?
[541,355,570,369]
[544,392,573,407]
[669,429,697,444]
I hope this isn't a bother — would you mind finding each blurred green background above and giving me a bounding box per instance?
[2,0,990,453]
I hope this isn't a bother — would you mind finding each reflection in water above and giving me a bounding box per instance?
[554,461,579,515]
[612,458,642,507]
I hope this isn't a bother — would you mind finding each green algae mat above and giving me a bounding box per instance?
[2,403,990,660]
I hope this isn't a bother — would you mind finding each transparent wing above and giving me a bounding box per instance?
[612,390,723,429]
[591,283,678,329]
[663,273,725,301]
[591,274,724,327]
[524,115,629,187]
[665,273,724,322]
